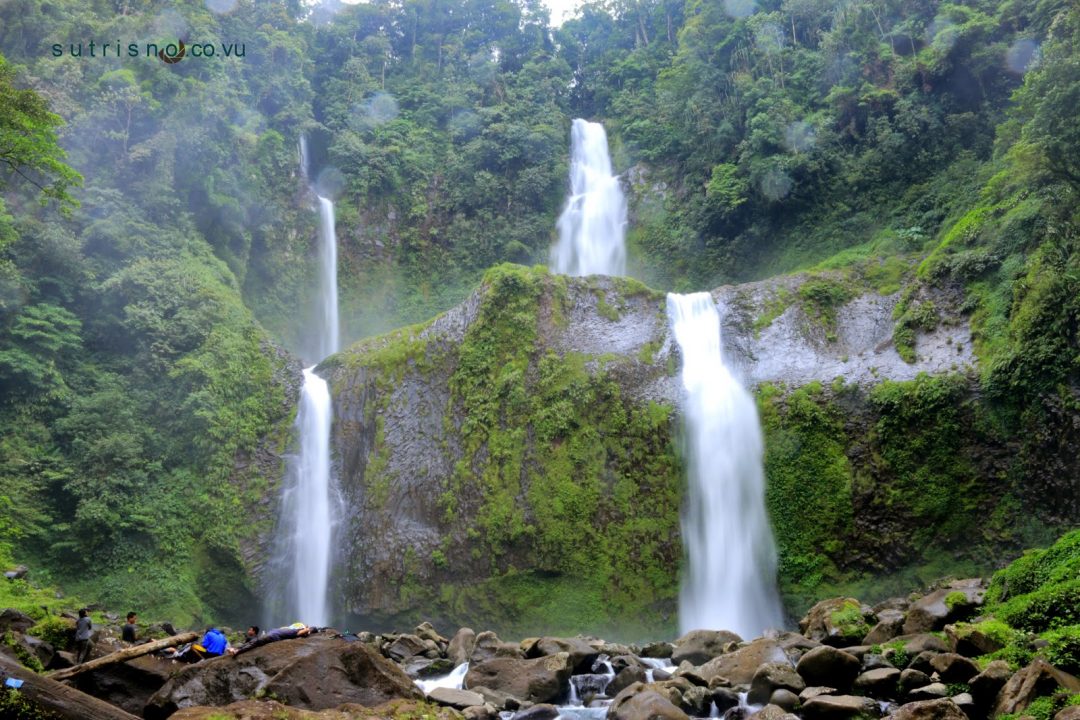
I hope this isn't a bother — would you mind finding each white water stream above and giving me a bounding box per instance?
[667,292,784,640]
[551,119,626,277]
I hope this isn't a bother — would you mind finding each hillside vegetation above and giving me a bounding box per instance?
[0,0,1076,625]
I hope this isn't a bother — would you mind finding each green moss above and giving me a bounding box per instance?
[830,600,872,642]
[945,590,968,611]
[752,288,793,336]
[27,616,72,649]
[798,277,856,338]
[2,632,44,673]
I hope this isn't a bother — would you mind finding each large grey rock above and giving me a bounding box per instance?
[801,598,875,647]
[992,659,1080,718]
[528,637,599,673]
[903,581,986,635]
[770,689,801,711]
[416,622,448,644]
[944,623,1006,657]
[514,704,561,720]
[680,685,712,716]
[641,642,674,659]
[864,610,907,646]
[0,609,36,634]
[700,639,787,685]
[899,669,932,695]
[609,666,649,696]
[749,662,806,705]
[672,630,743,666]
[888,698,969,720]
[607,682,690,720]
[429,687,486,709]
[464,652,573,704]
[449,628,477,665]
[908,683,950,701]
[74,651,172,715]
[797,646,862,690]
[801,694,881,720]
[145,635,422,719]
[854,668,901,698]
[1055,707,1080,720]
[472,631,523,662]
[387,634,428,662]
[928,654,980,683]
[969,660,1012,709]
[750,704,800,720]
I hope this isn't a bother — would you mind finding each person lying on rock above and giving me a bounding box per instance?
[227,623,316,657]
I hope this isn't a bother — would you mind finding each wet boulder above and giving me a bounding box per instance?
[796,646,862,690]
[464,652,573,704]
[387,634,429,663]
[700,638,787,685]
[672,630,743,666]
[527,636,599,673]
[607,682,690,720]
[428,687,486,710]
[748,662,806,705]
[609,666,649,696]
[889,698,969,720]
[145,635,422,719]
[448,628,477,665]
[472,631,524,662]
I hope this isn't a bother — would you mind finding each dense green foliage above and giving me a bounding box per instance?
[0,0,1077,629]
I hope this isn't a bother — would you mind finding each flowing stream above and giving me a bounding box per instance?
[667,292,784,639]
[550,118,626,277]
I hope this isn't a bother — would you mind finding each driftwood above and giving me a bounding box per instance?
[46,631,199,682]
[0,652,140,720]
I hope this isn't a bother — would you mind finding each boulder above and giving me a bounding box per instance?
[854,668,901,698]
[969,661,1012,709]
[899,670,933,695]
[903,581,986,635]
[928,654,980,683]
[801,598,875,647]
[862,655,893,672]
[607,682,690,720]
[796,646,862,690]
[472,631,524,662]
[609,666,649,696]
[800,687,838,702]
[899,635,950,655]
[528,637,599,673]
[513,704,560,720]
[415,622,448,645]
[3,565,28,580]
[992,659,1080,718]
[672,630,743,666]
[801,694,881,720]
[680,685,712,716]
[945,623,1005,658]
[464,652,573,704]
[449,628,477,665]
[888,698,969,720]
[700,639,788,685]
[908,652,939,676]
[749,662,806,705]
[750,704,799,720]
[770,689,800,711]
[641,642,675,659]
[1055,708,1080,720]
[470,685,521,711]
[610,655,645,673]
[145,635,422,719]
[951,693,976,717]
[429,687,486,710]
[713,686,741,712]
[864,610,907,646]
[407,657,457,678]
[907,683,950,701]
[387,634,429,663]
[171,698,462,720]
[74,653,173,715]
[0,608,36,634]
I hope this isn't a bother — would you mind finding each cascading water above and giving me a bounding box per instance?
[550,118,627,277]
[667,292,784,639]
[316,197,340,361]
[273,138,339,627]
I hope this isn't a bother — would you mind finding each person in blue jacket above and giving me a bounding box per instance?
[195,626,228,659]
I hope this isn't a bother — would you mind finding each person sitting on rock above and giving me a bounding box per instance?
[122,612,138,643]
[227,623,316,657]
[192,626,228,659]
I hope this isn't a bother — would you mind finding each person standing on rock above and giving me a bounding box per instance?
[122,612,138,643]
[74,608,93,663]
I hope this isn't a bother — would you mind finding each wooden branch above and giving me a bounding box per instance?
[46,631,199,682]
[0,653,140,720]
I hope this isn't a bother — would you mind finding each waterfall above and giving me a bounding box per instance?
[667,292,783,639]
[316,197,340,361]
[550,119,627,277]
[289,367,333,625]
[272,138,339,628]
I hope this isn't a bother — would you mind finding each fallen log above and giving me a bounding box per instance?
[46,631,199,682]
[0,652,140,720]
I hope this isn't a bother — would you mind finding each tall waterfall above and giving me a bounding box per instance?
[316,197,340,361]
[550,119,627,277]
[667,292,784,639]
[274,138,339,627]
[289,367,333,625]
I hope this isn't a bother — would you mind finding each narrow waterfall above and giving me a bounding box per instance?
[316,197,340,361]
[290,367,333,625]
[550,118,627,277]
[274,139,339,627]
[667,292,783,639]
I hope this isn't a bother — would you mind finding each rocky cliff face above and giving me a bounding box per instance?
[274,262,1076,635]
